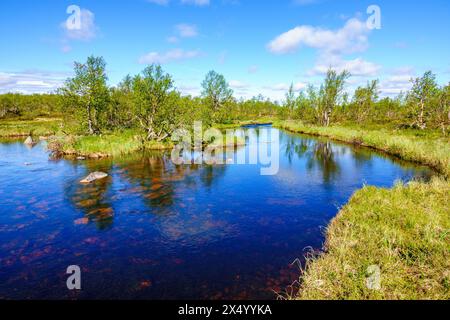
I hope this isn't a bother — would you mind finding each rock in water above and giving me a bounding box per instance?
[80,172,108,184]
[24,136,35,145]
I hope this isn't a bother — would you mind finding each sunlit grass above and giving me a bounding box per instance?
[296,178,450,300]
[57,129,173,158]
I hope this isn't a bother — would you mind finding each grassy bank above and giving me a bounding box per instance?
[275,120,450,177]
[51,127,247,158]
[0,118,62,137]
[275,120,450,299]
[50,130,174,158]
[296,178,449,300]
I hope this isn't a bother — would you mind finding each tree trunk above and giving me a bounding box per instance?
[418,101,426,130]
[87,103,94,135]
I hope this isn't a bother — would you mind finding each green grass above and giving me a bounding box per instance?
[275,120,450,177]
[296,178,450,300]
[52,129,174,158]
[0,118,62,137]
[275,120,450,300]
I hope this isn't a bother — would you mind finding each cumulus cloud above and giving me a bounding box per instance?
[267,18,370,55]
[379,68,416,96]
[62,9,98,42]
[0,70,70,94]
[309,56,381,77]
[138,49,203,64]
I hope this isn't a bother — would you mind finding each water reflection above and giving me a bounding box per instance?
[0,127,434,300]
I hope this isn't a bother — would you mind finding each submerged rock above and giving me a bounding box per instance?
[24,136,35,146]
[80,172,108,184]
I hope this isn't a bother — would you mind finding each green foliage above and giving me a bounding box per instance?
[131,65,179,141]
[407,71,439,130]
[58,56,110,135]
[0,93,61,120]
[201,70,234,122]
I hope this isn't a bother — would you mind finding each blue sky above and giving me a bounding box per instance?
[0,0,449,100]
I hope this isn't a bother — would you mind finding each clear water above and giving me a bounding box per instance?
[0,127,433,300]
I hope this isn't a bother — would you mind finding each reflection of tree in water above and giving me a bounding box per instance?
[116,151,228,210]
[283,135,341,183]
[66,151,229,228]
[308,141,340,183]
[65,159,115,230]
[284,136,309,163]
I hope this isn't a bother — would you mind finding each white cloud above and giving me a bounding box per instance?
[138,49,203,64]
[268,18,382,78]
[175,24,198,38]
[309,56,381,77]
[61,9,98,42]
[267,18,370,55]
[0,70,70,94]
[379,68,415,96]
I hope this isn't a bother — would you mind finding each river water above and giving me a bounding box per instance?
[0,126,433,299]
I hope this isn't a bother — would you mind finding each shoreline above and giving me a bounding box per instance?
[271,121,449,300]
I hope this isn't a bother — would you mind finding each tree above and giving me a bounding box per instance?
[319,69,350,126]
[201,71,233,122]
[435,83,450,134]
[285,83,297,118]
[59,56,110,134]
[408,71,438,129]
[352,80,379,124]
[132,65,178,141]
[108,75,135,129]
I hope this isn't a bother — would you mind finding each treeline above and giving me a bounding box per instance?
[57,56,279,139]
[282,70,450,133]
[1,55,449,137]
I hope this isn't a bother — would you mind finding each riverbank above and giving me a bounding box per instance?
[296,178,449,300]
[48,130,174,158]
[48,127,248,158]
[0,118,62,137]
[274,121,450,300]
[275,120,450,177]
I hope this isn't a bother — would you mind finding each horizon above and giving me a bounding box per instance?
[1,0,449,100]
